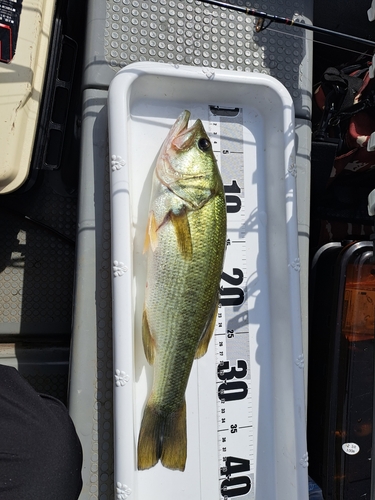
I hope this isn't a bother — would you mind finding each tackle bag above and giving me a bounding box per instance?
[312,58,375,195]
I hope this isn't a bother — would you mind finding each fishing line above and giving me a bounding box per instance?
[201,0,375,50]
[264,25,373,58]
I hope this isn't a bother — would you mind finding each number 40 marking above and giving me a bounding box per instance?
[220,456,251,498]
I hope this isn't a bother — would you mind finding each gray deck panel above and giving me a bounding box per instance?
[0,171,77,403]
[69,89,114,500]
[83,0,313,119]
[0,182,76,338]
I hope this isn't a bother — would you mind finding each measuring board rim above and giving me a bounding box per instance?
[109,61,294,113]
[108,62,308,500]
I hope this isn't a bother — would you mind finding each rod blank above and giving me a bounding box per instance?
[202,0,375,49]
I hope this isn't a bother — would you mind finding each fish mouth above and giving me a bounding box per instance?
[171,110,191,137]
[156,110,206,192]
[165,110,204,148]
[163,110,191,151]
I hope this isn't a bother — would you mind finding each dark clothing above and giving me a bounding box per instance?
[0,365,83,500]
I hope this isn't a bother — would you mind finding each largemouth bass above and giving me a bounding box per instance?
[137,110,227,471]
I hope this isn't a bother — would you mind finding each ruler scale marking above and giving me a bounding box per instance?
[208,106,255,500]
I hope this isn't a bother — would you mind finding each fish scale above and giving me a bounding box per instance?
[146,195,226,404]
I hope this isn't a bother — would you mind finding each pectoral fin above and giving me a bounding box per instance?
[143,211,158,253]
[195,299,219,359]
[169,209,192,260]
[142,308,155,365]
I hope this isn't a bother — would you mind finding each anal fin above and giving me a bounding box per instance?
[142,308,156,365]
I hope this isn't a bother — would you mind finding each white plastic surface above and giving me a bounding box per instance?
[108,62,308,500]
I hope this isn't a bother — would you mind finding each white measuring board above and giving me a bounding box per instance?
[108,62,308,500]
[209,106,256,500]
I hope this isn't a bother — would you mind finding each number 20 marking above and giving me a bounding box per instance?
[220,269,244,307]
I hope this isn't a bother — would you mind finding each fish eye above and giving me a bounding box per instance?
[198,137,211,151]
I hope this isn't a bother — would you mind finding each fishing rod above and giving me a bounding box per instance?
[202,0,375,49]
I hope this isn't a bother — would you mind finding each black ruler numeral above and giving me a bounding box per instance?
[222,268,243,286]
[218,380,248,402]
[221,475,251,498]
[217,360,248,402]
[217,360,247,380]
[221,456,250,476]
[224,181,242,214]
[220,456,251,498]
[220,268,244,307]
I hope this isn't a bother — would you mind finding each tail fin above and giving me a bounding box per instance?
[137,400,187,471]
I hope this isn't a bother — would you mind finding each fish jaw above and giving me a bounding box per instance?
[160,110,191,166]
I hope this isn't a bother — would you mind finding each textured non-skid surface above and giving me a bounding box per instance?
[87,163,114,500]
[0,343,70,404]
[0,177,76,335]
[0,174,76,405]
[103,0,312,117]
